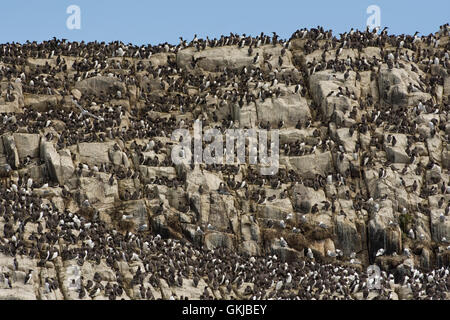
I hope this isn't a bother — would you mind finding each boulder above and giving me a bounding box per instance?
[378,64,430,107]
[334,217,364,256]
[233,102,257,128]
[120,199,148,231]
[2,134,20,169]
[443,150,450,169]
[204,231,235,250]
[74,76,126,96]
[185,166,223,194]
[139,166,177,182]
[289,151,333,179]
[24,94,62,112]
[40,142,75,185]
[368,208,402,261]
[0,82,23,113]
[309,70,358,121]
[270,243,304,263]
[79,173,118,206]
[209,193,237,232]
[71,89,82,100]
[384,133,409,163]
[430,210,450,244]
[177,45,293,72]
[13,133,40,159]
[255,93,311,127]
[78,142,115,166]
[292,184,327,214]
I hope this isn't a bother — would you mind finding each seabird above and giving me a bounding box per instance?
[376,248,385,257]
[24,270,33,285]
[306,248,314,259]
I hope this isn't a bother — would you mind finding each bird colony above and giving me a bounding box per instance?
[0,24,449,300]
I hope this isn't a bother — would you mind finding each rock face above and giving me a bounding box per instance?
[74,76,126,97]
[0,82,23,113]
[2,133,20,169]
[289,151,333,179]
[40,141,75,185]
[256,93,311,127]
[77,142,115,166]
[0,25,450,300]
[13,133,40,159]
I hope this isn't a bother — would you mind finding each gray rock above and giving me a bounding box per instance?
[74,76,126,96]
[2,134,20,169]
[334,217,364,256]
[13,133,40,159]
[270,243,304,263]
[40,142,75,185]
[204,231,235,251]
[177,45,293,72]
[255,92,311,127]
[384,134,409,163]
[0,82,23,113]
[289,151,333,179]
[24,94,61,112]
[78,142,115,166]
[309,70,357,121]
[368,208,402,260]
[443,150,450,169]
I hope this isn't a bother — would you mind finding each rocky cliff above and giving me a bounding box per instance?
[0,25,449,300]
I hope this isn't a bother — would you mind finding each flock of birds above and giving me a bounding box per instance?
[0,185,449,300]
[0,24,449,299]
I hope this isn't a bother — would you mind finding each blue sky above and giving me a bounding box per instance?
[0,0,448,45]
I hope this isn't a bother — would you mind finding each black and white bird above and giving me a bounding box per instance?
[24,270,33,285]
